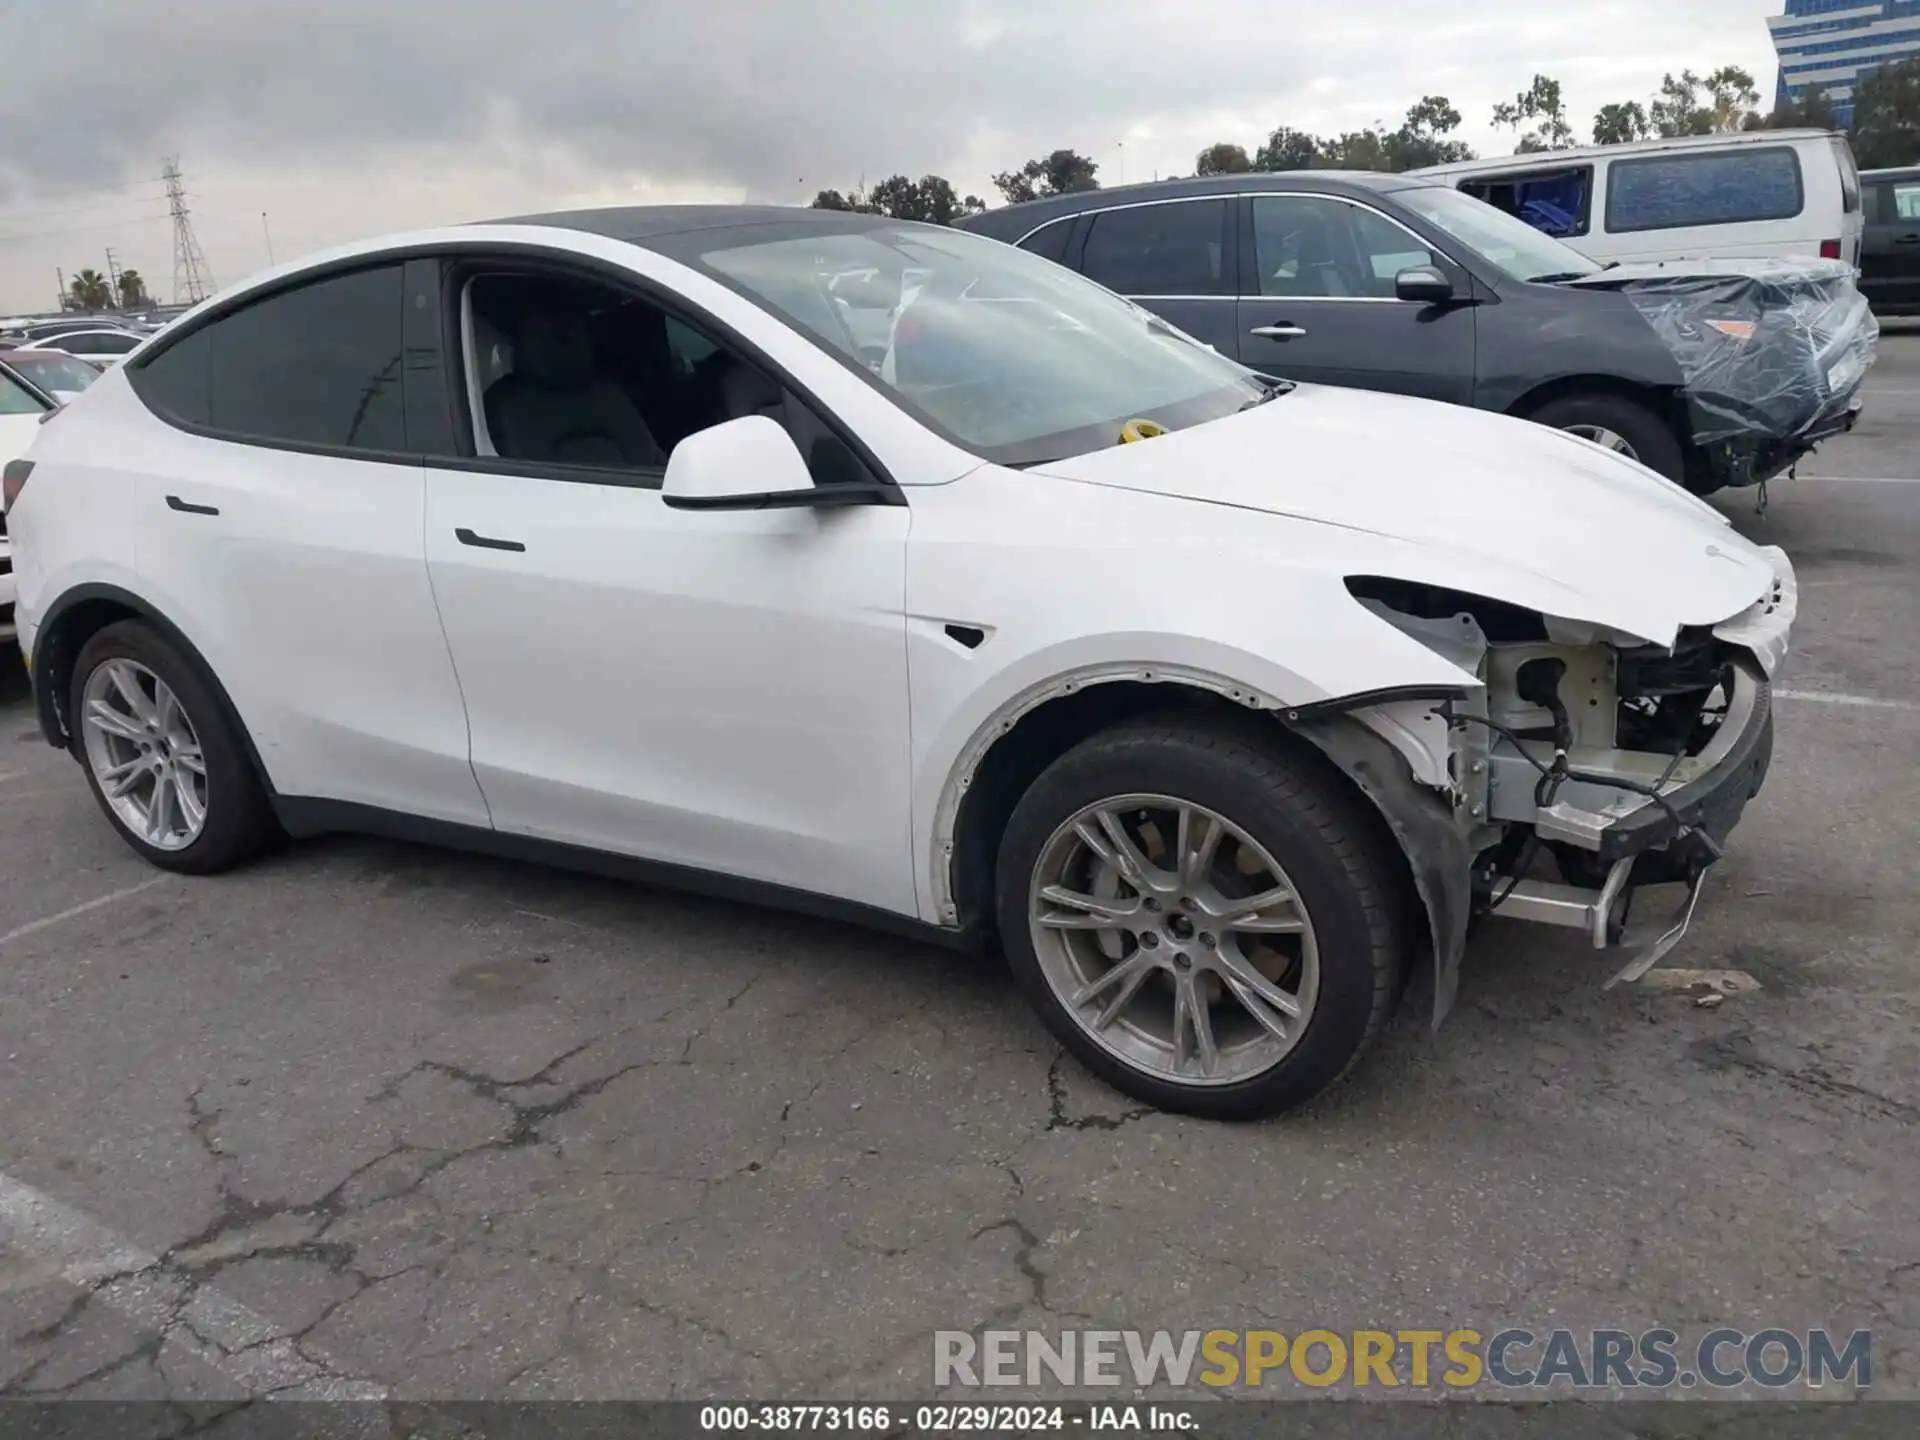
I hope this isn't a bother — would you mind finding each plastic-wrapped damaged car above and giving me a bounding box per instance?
[958,173,1875,495]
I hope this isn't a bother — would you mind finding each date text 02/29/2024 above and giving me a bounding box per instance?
[697,1404,1189,1432]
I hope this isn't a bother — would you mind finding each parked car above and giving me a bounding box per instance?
[1410,129,1864,268]
[7,207,1796,1117]
[0,362,54,645]
[0,349,100,403]
[958,172,1875,494]
[1860,165,1920,317]
[1,317,123,345]
[20,327,145,369]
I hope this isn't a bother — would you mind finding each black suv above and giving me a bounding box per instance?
[1861,165,1920,318]
[959,172,1871,495]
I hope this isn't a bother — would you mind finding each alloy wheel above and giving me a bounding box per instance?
[1027,794,1320,1087]
[80,658,210,852]
[1563,423,1641,460]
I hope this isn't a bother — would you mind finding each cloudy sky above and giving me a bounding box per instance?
[0,0,1783,313]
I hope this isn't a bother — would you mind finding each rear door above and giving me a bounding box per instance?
[1069,197,1239,354]
[120,260,490,826]
[1236,192,1476,403]
[1861,175,1920,315]
[1599,144,1822,262]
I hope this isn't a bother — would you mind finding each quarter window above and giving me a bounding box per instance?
[1017,219,1074,266]
[1605,148,1805,233]
[132,264,407,451]
[1080,200,1227,297]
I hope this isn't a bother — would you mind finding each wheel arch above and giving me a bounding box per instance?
[31,583,275,795]
[937,667,1466,1021]
[1505,373,1689,436]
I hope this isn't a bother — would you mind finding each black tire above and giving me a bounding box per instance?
[69,620,279,874]
[1528,393,1686,485]
[994,715,1411,1121]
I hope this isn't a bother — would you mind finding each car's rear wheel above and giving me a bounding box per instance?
[70,621,278,874]
[995,716,1409,1120]
[1528,393,1686,485]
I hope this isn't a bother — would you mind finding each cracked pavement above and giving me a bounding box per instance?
[0,334,1915,1406]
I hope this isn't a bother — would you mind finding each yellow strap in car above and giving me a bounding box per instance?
[1119,418,1166,444]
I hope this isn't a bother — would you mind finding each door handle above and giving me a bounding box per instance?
[165,494,219,516]
[454,527,526,553]
[1249,324,1308,340]
[1894,234,1920,245]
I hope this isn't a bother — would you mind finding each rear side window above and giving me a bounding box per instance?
[1606,148,1805,233]
[1080,200,1228,296]
[1460,166,1593,238]
[132,264,407,452]
[62,332,139,355]
[1017,219,1074,265]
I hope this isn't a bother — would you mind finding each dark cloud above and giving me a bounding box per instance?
[0,0,1777,310]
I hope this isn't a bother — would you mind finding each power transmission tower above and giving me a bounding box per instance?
[163,157,213,306]
[104,247,123,307]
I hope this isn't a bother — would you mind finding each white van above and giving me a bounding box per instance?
[1413,129,1864,268]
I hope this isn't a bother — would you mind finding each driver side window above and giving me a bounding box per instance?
[457,269,871,488]
[1253,196,1437,299]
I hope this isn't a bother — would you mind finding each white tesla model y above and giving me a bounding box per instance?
[4,207,1794,1117]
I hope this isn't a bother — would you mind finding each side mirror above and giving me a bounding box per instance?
[1395,265,1456,304]
[661,415,890,512]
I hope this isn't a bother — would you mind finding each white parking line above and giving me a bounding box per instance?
[0,1170,386,1399]
[0,876,173,948]
[1791,475,1920,484]
[1775,689,1920,712]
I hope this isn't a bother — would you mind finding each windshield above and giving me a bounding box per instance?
[1396,184,1604,284]
[12,352,97,393]
[696,224,1268,466]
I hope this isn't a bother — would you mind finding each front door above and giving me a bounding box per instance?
[1236,193,1477,404]
[421,265,918,917]
[1862,176,1920,316]
[1073,197,1240,355]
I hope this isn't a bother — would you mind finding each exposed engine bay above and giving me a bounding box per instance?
[1339,564,1790,994]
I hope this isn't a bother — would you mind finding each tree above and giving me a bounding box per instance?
[866,174,983,225]
[1253,125,1321,171]
[1646,68,1758,137]
[115,269,149,309]
[1317,129,1391,171]
[1383,95,1474,169]
[810,187,879,213]
[993,148,1099,204]
[68,268,112,311]
[1592,101,1652,145]
[1755,88,1838,131]
[1492,75,1575,152]
[1851,57,1920,170]
[1194,142,1252,176]
[1703,66,1763,133]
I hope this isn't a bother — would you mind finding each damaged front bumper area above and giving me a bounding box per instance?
[1329,547,1795,1013]
[1486,654,1773,985]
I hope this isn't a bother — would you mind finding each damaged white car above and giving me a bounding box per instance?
[6,209,1792,1118]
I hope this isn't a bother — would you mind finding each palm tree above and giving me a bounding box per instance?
[69,268,113,311]
[116,269,149,309]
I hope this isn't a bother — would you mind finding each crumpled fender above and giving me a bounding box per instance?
[1291,712,1474,1028]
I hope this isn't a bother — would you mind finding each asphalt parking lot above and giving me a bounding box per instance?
[0,333,1916,1410]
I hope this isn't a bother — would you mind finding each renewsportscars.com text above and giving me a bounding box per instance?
[934,1327,1872,1391]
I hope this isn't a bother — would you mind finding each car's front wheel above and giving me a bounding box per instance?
[1528,393,1686,485]
[995,716,1410,1120]
[70,620,279,874]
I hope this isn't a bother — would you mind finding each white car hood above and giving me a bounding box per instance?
[1033,384,1780,648]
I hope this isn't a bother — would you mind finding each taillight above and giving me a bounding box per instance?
[1820,238,1842,259]
[3,459,32,514]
